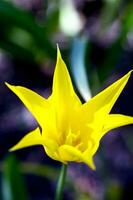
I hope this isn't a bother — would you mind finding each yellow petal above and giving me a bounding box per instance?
[85,114,133,155]
[6,83,48,127]
[59,145,95,170]
[52,46,81,106]
[89,114,133,151]
[82,71,132,118]
[9,128,42,151]
[103,114,133,133]
[51,46,81,130]
[44,146,59,161]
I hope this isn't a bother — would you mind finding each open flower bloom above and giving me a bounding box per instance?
[6,48,133,170]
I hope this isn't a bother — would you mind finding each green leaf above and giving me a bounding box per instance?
[100,0,121,31]
[121,3,133,40]
[2,155,28,200]
[0,1,55,60]
[0,38,34,60]
[21,162,59,181]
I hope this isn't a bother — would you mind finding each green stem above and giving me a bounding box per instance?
[55,164,67,200]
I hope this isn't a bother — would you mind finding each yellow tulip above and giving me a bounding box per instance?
[6,47,133,170]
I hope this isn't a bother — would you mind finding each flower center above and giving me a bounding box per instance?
[59,129,84,151]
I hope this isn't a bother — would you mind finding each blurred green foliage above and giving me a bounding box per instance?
[71,0,133,97]
[106,181,123,200]
[0,0,57,62]
[1,155,28,200]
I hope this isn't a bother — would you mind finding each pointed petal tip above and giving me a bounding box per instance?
[56,43,59,51]
[8,148,15,152]
[84,157,96,170]
[5,82,10,87]
[9,145,19,152]
[5,82,15,90]
[91,165,96,171]
[8,128,43,153]
[90,161,96,170]
[121,69,133,84]
[5,82,19,96]
[8,144,22,152]
[124,70,133,80]
[9,145,27,152]
[127,69,133,76]
[56,44,62,60]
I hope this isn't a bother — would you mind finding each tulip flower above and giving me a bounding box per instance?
[6,47,133,170]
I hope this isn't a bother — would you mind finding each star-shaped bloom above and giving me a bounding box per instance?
[6,48,133,170]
